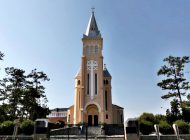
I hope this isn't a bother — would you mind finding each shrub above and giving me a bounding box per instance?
[20,120,34,135]
[139,113,155,122]
[159,120,173,134]
[154,114,166,124]
[139,120,154,135]
[174,120,189,134]
[0,121,15,135]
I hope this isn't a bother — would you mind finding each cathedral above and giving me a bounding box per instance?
[67,11,124,126]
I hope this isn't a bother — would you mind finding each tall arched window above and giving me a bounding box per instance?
[95,73,97,95]
[79,91,80,108]
[87,74,89,95]
[106,80,109,85]
[105,90,108,111]
[77,80,80,85]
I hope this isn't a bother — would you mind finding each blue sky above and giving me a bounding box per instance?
[0,0,190,120]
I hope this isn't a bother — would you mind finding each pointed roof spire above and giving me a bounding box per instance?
[103,64,111,77]
[85,8,101,38]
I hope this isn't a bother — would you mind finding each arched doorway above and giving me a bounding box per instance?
[86,104,99,126]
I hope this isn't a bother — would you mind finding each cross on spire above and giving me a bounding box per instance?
[85,7,101,37]
[91,7,95,13]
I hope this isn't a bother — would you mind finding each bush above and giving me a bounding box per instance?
[154,114,166,124]
[174,120,189,134]
[20,120,34,135]
[0,121,15,135]
[139,113,155,122]
[159,120,173,134]
[139,120,154,135]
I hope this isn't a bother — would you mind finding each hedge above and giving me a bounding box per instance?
[0,121,15,135]
[20,120,34,135]
[174,120,189,134]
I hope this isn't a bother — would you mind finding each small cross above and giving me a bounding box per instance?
[91,7,95,13]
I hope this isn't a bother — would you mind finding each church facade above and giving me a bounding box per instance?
[67,11,124,126]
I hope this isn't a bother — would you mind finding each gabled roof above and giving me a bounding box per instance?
[113,104,124,109]
[84,12,101,38]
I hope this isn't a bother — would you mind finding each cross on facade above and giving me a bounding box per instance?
[87,60,98,99]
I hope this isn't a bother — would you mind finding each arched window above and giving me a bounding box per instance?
[106,80,109,85]
[87,74,89,95]
[106,114,108,119]
[77,80,80,85]
[105,90,108,111]
[95,73,97,95]
[79,91,80,108]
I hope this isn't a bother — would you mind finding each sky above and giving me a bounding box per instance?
[0,0,190,120]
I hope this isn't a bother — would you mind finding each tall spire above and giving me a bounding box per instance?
[85,9,101,38]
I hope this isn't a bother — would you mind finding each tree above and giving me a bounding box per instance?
[0,67,50,121]
[138,113,155,134]
[181,94,190,122]
[4,67,26,120]
[157,56,190,108]
[24,69,50,120]
[166,99,181,124]
[154,114,166,124]
[0,51,4,60]
[139,112,155,122]
[0,78,9,104]
[170,99,181,118]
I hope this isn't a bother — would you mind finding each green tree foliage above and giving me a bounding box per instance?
[166,99,182,124]
[25,69,50,120]
[138,113,155,134]
[159,120,173,134]
[0,67,50,121]
[4,67,26,120]
[157,56,190,107]
[139,120,154,135]
[139,113,155,122]
[182,108,190,122]
[138,112,190,134]
[20,120,34,135]
[0,121,15,135]
[174,120,189,134]
[154,114,166,124]
[0,51,4,60]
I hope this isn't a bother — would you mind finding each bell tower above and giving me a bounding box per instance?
[73,11,113,125]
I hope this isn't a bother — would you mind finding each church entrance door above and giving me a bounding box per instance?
[94,115,98,126]
[88,115,92,126]
[86,104,99,126]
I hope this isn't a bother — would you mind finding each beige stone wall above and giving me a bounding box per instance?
[67,105,74,124]
[112,105,124,124]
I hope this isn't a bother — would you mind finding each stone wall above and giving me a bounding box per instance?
[81,126,102,135]
[50,135,124,140]
[50,125,124,136]
[140,134,190,140]
[50,127,80,135]
[104,124,124,135]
